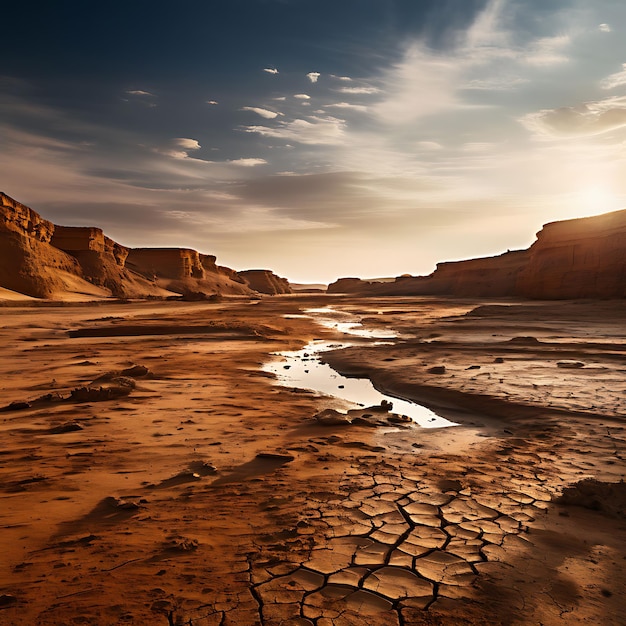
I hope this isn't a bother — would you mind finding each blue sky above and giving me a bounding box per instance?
[2,0,626,282]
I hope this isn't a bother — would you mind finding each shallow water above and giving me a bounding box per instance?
[268,308,457,428]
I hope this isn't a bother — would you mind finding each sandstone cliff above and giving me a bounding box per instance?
[237,269,292,295]
[0,193,254,300]
[516,211,626,299]
[328,208,626,299]
[126,248,253,296]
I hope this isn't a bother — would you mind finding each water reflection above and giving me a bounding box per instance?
[267,307,457,428]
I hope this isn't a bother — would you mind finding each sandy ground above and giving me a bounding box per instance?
[0,295,624,625]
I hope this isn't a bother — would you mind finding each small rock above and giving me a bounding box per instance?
[256,452,295,461]
[427,366,446,374]
[48,422,84,434]
[314,409,352,426]
[164,536,199,552]
[5,401,31,411]
[120,364,151,378]
[556,360,585,369]
[466,365,481,370]
[0,594,17,607]
[494,357,505,364]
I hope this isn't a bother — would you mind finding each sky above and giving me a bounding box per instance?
[2,0,626,283]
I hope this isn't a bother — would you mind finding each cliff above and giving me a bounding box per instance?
[516,211,626,299]
[126,249,253,296]
[237,269,292,295]
[328,208,626,299]
[0,193,254,300]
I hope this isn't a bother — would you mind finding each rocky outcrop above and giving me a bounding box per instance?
[237,269,292,295]
[327,278,370,294]
[0,193,89,298]
[0,192,254,300]
[0,192,55,243]
[126,248,206,280]
[127,249,253,296]
[516,211,626,299]
[329,208,626,299]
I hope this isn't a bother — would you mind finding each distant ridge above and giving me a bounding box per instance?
[0,192,291,300]
[328,209,626,299]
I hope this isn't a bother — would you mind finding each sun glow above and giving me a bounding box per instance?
[580,185,623,215]
[577,185,624,217]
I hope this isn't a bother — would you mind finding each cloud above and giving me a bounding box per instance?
[338,86,381,95]
[241,106,283,119]
[599,23,611,33]
[416,141,443,151]
[521,96,626,138]
[523,35,571,66]
[601,63,626,90]
[159,137,202,159]
[263,68,279,74]
[331,75,352,82]
[294,93,310,100]
[307,72,320,83]
[228,158,268,167]
[325,102,368,112]
[462,77,528,91]
[125,90,155,97]
[206,100,218,105]
[242,115,346,145]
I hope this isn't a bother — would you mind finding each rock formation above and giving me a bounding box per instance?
[328,208,626,299]
[237,269,292,295]
[516,210,626,299]
[0,193,92,298]
[0,192,254,300]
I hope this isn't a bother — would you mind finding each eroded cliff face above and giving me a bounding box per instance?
[0,192,55,243]
[0,193,253,299]
[516,210,626,299]
[328,209,626,299]
[127,249,253,296]
[0,194,89,298]
[237,269,292,295]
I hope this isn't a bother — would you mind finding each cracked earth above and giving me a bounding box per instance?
[0,297,624,625]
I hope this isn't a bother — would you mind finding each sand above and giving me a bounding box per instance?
[0,295,624,625]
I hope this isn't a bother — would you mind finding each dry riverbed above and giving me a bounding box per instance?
[0,295,624,625]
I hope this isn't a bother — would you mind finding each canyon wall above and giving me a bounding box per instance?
[516,211,626,299]
[329,208,626,299]
[0,193,256,299]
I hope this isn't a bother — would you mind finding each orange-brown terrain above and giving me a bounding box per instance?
[0,295,625,626]
[0,194,625,625]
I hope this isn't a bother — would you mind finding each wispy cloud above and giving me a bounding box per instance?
[293,93,311,100]
[242,115,346,145]
[601,63,626,89]
[523,35,571,66]
[241,106,283,119]
[338,86,381,95]
[159,137,202,159]
[206,100,218,105]
[599,23,611,33]
[325,102,368,112]
[521,96,626,138]
[263,68,279,74]
[125,89,155,97]
[228,158,268,167]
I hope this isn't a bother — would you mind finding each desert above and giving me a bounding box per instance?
[0,290,625,625]
[2,2,626,623]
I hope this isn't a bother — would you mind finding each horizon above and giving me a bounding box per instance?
[2,0,626,283]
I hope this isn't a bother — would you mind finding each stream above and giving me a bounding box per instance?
[264,307,457,429]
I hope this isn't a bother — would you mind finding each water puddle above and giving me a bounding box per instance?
[268,307,456,429]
